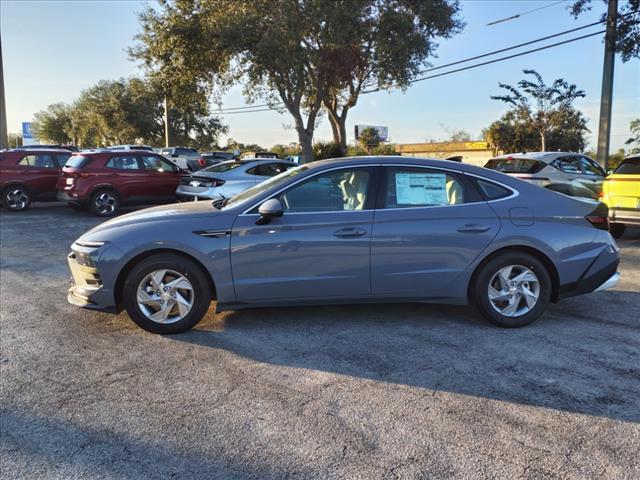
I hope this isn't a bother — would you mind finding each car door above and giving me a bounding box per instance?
[229,166,377,302]
[104,154,149,202]
[370,166,501,296]
[140,155,181,200]
[18,153,59,200]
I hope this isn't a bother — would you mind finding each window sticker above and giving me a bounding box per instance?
[395,172,447,205]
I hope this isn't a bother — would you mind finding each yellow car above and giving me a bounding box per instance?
[601,153,640,238]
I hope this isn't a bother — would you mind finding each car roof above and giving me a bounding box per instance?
[3,148,72,153]
[488,152,589,164]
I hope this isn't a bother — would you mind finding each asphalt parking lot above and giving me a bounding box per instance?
[1,203,639,479]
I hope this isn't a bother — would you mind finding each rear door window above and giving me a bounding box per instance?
[106,155,141,170]
[484,157,546,174]
[18,154,57,168]
[55,154,72,167]
[383,167,467,208]
[141,155,177,172]
[553,156,581,174]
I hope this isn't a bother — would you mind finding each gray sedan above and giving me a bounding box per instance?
[67,156,620,334]
[175,159,295,202]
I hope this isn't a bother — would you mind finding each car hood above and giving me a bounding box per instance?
[84,201,220,236]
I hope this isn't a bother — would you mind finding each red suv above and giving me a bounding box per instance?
[0,148,72,211]
[57,150,182,216]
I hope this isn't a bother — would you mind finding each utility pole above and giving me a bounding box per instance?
[596,0,618,170]
[0,33,8,149]
[163,95,170,148]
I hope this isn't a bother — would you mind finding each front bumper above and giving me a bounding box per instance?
[67,247,119,314]
[609,207,640,226]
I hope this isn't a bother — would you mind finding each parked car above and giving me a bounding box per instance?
[484,152,606,195]
[240,151,279,160]
[0,148,72,211]
[67,156,619,334]
[187,151,237,172]
[601,153,640,238]
[159,146,199,170]
[543,182,599,203]
[176,159,295,202]
[106,144,154,152]
[57,150,182,216]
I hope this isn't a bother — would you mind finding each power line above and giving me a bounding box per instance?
[416,19,606,75]
[486,1,565,26]
[394,30,606,88]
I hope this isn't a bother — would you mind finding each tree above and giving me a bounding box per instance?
[63,78,227,148]
[491,69,586,151]
[7,133,23,147]
[570,0,640,62]
[32,103,74,144]
[321,0,463,155]
[625,118,640,154]
[358,127,382,154]
[483,107,589,155]
[130,0,462,162]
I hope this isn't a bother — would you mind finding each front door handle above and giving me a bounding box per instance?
[333,228,367,238]
[457,224,491,233]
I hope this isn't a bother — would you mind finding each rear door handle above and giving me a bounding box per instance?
[333,228,367,238]
[457,224,491,233]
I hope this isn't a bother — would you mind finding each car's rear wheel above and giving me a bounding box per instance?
[122,254,211,334]
[2,185,31,211]
[609,223,626,239]
[472,252,551,328]
[90,189,120,217]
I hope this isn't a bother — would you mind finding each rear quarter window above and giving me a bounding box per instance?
[475,179,512,200]
[485,157,546,174]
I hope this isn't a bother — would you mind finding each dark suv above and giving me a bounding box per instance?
[0,148,72,211]
[57,150,182,216]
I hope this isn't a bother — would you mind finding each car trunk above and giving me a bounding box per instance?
[603,173,640,208]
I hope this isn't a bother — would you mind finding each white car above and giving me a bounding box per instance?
[176,159,295,202]
[484,152,606,195]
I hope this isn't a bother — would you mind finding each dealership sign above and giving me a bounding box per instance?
[354,124,389,142]
[22,122,36,145]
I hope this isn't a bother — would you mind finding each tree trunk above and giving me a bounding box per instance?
[540,131,546,152]
[326,104,348,157]
[297,129,314,164]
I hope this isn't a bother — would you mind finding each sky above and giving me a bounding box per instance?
[2,0,638,151]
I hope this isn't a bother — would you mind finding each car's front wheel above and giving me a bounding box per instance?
[472,252,551,328]
[2,185,31,211]
[122,253,212,334]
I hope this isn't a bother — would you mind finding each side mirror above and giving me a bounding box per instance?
[256,198,283,225]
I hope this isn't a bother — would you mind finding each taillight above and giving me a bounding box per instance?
[586,203,609,231]
[198,158,206,167]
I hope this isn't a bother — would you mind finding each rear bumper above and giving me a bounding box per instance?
[594,272,620,292]
[57,191,86,204]
[175,187,223,202]
[558,245,620,300]
[609,207,640,226]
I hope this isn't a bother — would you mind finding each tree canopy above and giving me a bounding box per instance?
[32,78,227,149]
[490,69,587,152]
[131,0,462,162]
[570,0,640,62]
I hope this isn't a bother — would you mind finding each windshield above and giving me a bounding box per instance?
[222,165,309,209]
[614,158,640,175]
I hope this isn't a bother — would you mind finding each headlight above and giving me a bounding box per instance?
[75,240,106,248]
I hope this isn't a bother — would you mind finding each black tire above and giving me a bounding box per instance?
[471,252,551,328]
[609,223,626,239]
[122,253,211,334]
[2,185,31,211]
[90,189,120,217]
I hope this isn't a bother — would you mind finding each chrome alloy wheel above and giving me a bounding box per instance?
[5,188,29,210]
[136,269,194,324]
[488,265,540,317]
[94,192,117,215]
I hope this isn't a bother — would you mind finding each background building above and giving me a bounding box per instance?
[396,141,498,166]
